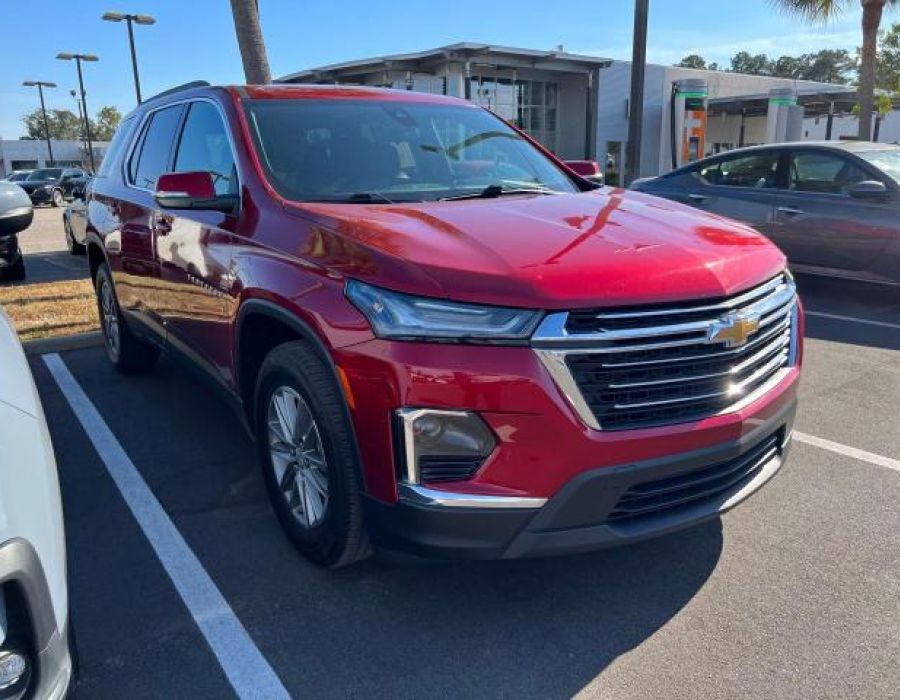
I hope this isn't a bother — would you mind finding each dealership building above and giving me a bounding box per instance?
[281,42,900,185]
[0,139,109,178]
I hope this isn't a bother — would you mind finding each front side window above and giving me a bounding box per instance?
[27,168,63,181]
[97,115,136,179]
[790,151,869,194]
[244,99,578,203]
[130,105,184,190]
[699,153,780,189]
[174,102,237,196]
[856,148,900,184]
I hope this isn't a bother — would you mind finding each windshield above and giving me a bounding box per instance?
[27,168,63,181]
[245,99,578,203]
[856,148,900,184]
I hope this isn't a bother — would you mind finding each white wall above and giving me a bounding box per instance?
[0,139,109,176]
[802,112,900,143]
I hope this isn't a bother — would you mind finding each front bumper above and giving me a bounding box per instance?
[365,398,796,559]
[0,235,21,266]
[0,539,71,699]
[28,190,53,205]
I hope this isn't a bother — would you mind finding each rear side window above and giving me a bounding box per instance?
[129,105,184,190]
[699,152,780,189]
[174,102,237,196]
[789,151,869,194]
[97,116,136,179]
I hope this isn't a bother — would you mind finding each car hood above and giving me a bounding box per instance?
[18,180,55,190]
[288,188,786,309]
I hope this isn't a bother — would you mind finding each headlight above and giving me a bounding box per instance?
[345,280,542,343]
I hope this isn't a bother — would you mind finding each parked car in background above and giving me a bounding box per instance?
[565,159,605,185]
[631,142,900,285]
[85,83,801,567]
[0,182,32,281]
[62,179,90,255]
[18,168,89,208]
[0,306,73,697]
[1,171,33,184]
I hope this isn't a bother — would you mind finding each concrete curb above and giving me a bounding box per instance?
[23,331,103,356]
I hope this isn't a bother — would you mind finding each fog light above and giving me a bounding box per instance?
[0,649,29,691]
[397,409,496,484]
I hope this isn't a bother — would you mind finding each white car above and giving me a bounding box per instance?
[0,307,72,698]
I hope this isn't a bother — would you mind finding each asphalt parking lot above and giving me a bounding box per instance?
[15,206,90,284]
[25,274,900,699]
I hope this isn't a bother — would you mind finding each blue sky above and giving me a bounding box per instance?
[1,0,875,139]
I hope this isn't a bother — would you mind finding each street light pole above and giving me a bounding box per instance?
[22,81,57,166]
[70,90,89,158]
[625,0,650,186]
[57,53,99,172]
[102,12,156,104]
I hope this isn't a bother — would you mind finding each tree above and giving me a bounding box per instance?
[875,21,900,91]
[773,0,898,141]
[675,54,707,69]
[803,49,857,83]
[730,51,773,75]
[230,0,271,84]
[22,109,82,140]
[771,55,805,78]
[92,106,122,141]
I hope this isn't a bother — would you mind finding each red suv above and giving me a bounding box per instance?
[85,82,802,566]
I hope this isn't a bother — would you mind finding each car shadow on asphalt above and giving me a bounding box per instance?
[44,346,724,698]
[1,251,89,286]
[795,274,900,352]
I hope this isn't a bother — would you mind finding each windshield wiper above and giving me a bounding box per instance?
[439,183,561,201]
[343,192,395,204]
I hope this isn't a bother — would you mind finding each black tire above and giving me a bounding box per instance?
[64,218,86,256]
[51,189,64,208]
[3,255,25,282]
[94,264,159,374]
[255,341,369,567]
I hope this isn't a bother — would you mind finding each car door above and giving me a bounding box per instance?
[773,148,898,273]
[681,150,784,239]
[116,103,186,334]
[68,179,89,244]
[154,100,238,383]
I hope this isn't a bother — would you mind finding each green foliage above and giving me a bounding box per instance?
[21,105,123,142]
[676,49,857,83]
[675,54,707,70]
[876,21,900,92]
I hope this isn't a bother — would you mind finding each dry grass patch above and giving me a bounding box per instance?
[0,279,98,341]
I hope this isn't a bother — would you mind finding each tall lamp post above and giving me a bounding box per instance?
[22,80,57,166]
[101,11,156,104]
[70,89,89,160]
[625,0,650,186]
[56,53,98,172]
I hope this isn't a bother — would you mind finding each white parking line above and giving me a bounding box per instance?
[805,311,900,331]
[42,353,290,700]
[794,431,900,474]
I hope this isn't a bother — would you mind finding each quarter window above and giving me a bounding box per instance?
[174,102,237,196]
[699,152,780,189]
[130,105,184,190]
[789,151,869,194]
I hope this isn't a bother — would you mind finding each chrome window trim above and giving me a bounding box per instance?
[532,275,798,431]
[399,483,547,509]
[122,95,242,197]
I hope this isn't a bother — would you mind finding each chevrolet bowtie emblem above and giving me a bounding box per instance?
[708,312,760,347]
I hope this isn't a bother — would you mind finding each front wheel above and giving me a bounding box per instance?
[64,218,85,255]
[255,342,369,567]
[51,189,64,207]
[94,264,159,374]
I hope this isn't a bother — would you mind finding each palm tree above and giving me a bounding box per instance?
[775,0,896,141]
[229,0,271,84]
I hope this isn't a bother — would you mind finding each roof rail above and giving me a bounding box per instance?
[144,80,211,103]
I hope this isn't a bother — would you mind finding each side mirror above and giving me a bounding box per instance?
[565,160,605,186]
[848,180,889,200]
[154,171,238,215]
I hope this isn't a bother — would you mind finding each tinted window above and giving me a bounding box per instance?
[174,102,237,196]
[27,168,63,181]
[245,99,578,202]
[130,105,183,190]
[699,152,780,189]
[98,115,136,179]
[790,151,869,194]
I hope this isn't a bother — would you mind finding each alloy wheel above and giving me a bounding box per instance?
[52,190,64,207]
[267,386,329,528]
[99,280,120,360]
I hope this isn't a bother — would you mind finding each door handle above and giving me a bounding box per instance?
[688,193,707,203]
[777,206,804,216]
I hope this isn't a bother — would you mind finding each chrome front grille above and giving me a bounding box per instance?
[532,274,798,431]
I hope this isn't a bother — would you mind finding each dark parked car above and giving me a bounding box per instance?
[1,171,33,183]
[0,182,33,281]
[83,82,801,567]
[632,142,900,285]
[18,167,89,207]
[62,179,90,255]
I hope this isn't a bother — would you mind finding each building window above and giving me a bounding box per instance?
[11,160,39,171]
[468,77,559,152]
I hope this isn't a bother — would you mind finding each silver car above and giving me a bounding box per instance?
[632,142,900,285]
